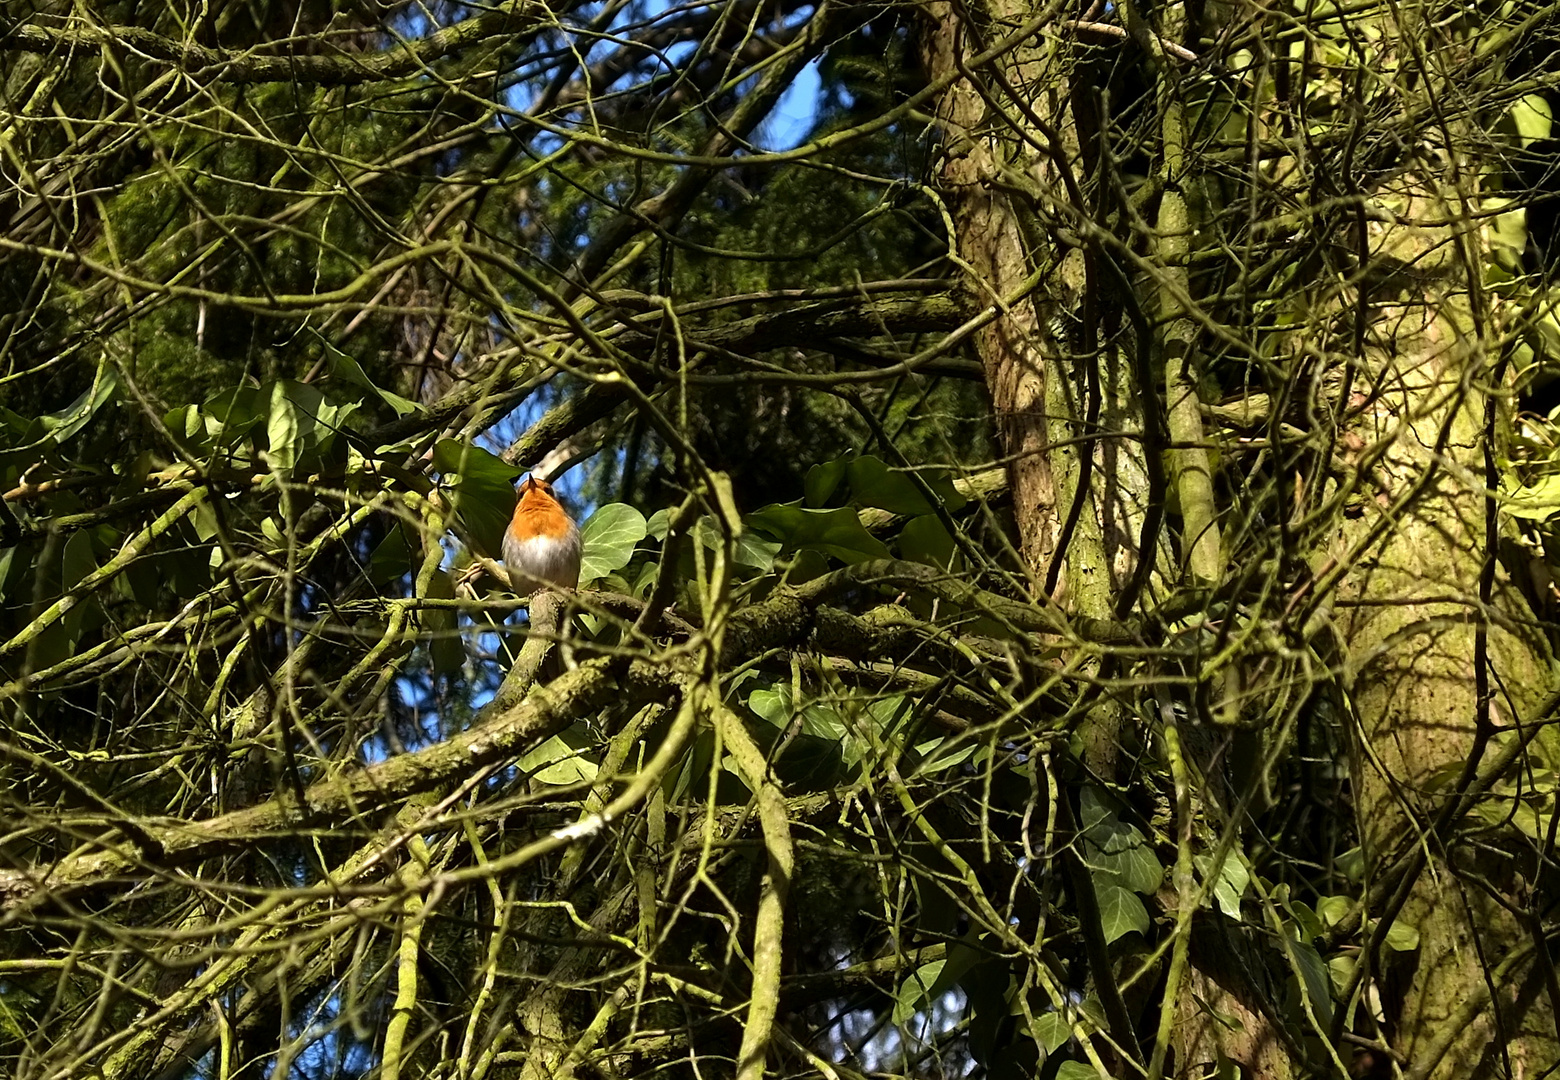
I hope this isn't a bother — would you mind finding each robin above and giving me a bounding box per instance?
[503,475,582,593]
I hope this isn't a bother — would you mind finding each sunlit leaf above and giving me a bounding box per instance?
[847,456,936,516]
[1094,883,1149,943]
[1194,853,1249,920]
[432,440,523,558]
[579,503,648,585]
[1031,1011,1072,1053]
[518,728,598,786]
[891,959,946,1024]
[1379,920,1420,952]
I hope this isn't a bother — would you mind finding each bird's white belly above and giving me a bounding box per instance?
[503,529,582,590]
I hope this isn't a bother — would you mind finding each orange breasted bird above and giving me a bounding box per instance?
[503,475,582,593]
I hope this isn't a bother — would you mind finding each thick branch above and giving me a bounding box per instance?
[6,6,544,85]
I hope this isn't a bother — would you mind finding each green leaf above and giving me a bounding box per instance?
[1512,94,1553,147]
[804,457,850,507]
[749,686,789,728]
[645,508,671,541]
[733,528,781,572]
[41,362,117,447]
[432,440,523,558]
[747,684,847,741]
[1485,196,1528,279]
[518,726,598,786]
[691,515,780,572]
[423,567,464,676]
[1078,785,1115,830]
[1094,883,1149,943]
[0,546,15,603]
[1288,940,1333,1023]
[265,383,301,476]
[912,735,977,776]
[867,695,911,731]
[1316,895,1351,928]
[579,503,648,585]
[1031,1011,1072,1053]
[1379,919,1420,952]
[1286,899,1323,943]
[847,456,935,516]
[745,504,890,563]
[1080,789,1163,895]
[264,381,350,479]
[900,514,957,570]
[1054,1060,1100,1080]
[891,959,946,1024]
[318,333,421,417]
[1500,471,1560,520]
[1193,853,1249,919]
[1327,954,1355,997]
[368,524,416,587]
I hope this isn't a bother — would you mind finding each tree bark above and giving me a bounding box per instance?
[1334,181,1560,1078]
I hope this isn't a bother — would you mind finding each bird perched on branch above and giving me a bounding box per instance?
[503,476,581,593]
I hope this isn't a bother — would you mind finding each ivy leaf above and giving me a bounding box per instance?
[900,514,957,570]
[1500,471,1560,520]
[1031,1011,1072,1053]
[1316,895,1351,928]
[913,736,977,776]
[745,504,890,563]
[1511,93,1553,147]
[432,440,523,558]
[748,684,846,741]
[749,686,789,728]
[1094,883,1149,943]
[848,456,935,516]
[733,529,782,572]
[645,508,671,541]
[891,959,946,1024]
[320,335,421,417]
[1485,196,1528,279]
[692,516,780,572]
[41,362,118,447]
[1194,853,1249,919]
[804,457,850,507]
[423,565,463,675]
[579,504,648,585]
[265,382,301,479]
[1378,919,1420,952]
[518,726,598,785]
[1080,788,1163,895]
[1054,1061,1100,1080]
[263,381,352,480]
[1289,940,1333,1023]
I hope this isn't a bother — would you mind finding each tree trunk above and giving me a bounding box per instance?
[928,1,1560,1076]
[1334,182,1560,1077]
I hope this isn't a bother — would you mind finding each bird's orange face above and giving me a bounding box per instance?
[518,476,554,500]
[504,474,581,590]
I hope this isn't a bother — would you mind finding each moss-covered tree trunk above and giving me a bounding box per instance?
[928,0,1560,1074]
[1333,177,1560,1076]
